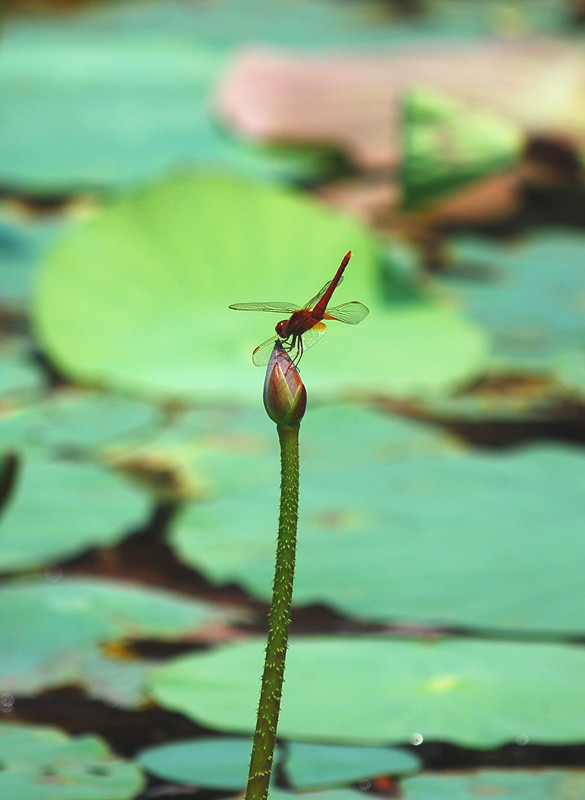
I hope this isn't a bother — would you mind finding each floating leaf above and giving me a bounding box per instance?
[138,736,419,791]
[0,578,238,705]
[284,741,420,790]
[0,344,43,399]
[401,769,585,799]
[148,636,585,747]
[0,9,340,193]
[442,232,585,373]
[0,457,148,573]
[268,793,362,800]
[139,737,264,790]
[401,86,523,210]
[33,172,486,403]
[0,216,74,308]
[0,722,144,800]
[0,406,46,454]
[28,390,161,453]
[171,404,585,633]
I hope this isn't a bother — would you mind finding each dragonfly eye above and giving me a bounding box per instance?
[275,320,288,337]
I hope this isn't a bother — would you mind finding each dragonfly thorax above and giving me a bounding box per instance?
[275,309,315,339]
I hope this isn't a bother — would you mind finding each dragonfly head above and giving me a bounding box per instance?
[275,319,289,337]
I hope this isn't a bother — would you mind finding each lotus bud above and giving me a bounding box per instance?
[263,342,307,426]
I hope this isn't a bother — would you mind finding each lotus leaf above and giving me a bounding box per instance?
[401,768,585,799]
[1,577,238,705]
[33,172,486,403]
[138,736,420,791]
[401,87,522,210]
[171,406,585,633]
[148,636,585,747]
[0,722,144,799]
[442,232,585,373]
[0,457,148,573]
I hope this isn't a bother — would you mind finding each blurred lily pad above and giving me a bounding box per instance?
[401,769,585,799]
[0,722,144,800]
[33,172,486,403]
[440,232,585,375]
[401,86,522,210]
[138,736,419,791]
[0,578,238,705]
[0,10,339,193]
[138,737,259,791]
[171,405,585,633]
[284,741,420,790]
[27,390,161,453]
[0,456,148,574]
[0,344,43,400]
[269,793,361,800]
[0,215,76,308]
[391,371,585,428]
[148,635,585,747]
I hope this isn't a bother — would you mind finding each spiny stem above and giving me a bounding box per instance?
[245,422,300,800]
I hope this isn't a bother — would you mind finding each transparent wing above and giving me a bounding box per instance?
[229,301,299,313]
[252,335,280,366]
[303,276,343,310]
[324,301,369,324]
[299,321,327,352]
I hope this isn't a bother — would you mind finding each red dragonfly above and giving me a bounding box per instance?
[229,251,369,366]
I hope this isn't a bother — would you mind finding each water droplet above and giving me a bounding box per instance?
[516,734,529,746]
[411,732,424,745]
[45,566,62,582]
[1,693,14,712]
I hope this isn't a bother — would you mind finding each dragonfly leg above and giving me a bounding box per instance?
[291,336,304,366]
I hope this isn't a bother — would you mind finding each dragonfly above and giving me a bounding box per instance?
[229,250,369,366]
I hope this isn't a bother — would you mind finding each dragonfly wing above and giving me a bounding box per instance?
[229,302,299,313]
[324,301,369,324]
[252,335,280,366]
[303,276,344,310]
[299,321,327,352]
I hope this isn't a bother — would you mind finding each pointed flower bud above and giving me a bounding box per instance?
[263,342,307,426]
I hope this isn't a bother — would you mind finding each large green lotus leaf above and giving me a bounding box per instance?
[401,769,585,800]
[33,172,486,402]
[0,722,144,800]
[0,578,236,705]
[440,232,585,373]
[401,87,522,210]
[0,457,148,573]
[171,405,585,633]
[148,636,585,747]
[138,736,419,791]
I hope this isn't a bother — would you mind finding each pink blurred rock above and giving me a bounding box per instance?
[214,41,585,171]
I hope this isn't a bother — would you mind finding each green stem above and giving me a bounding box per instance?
[245,422,301,800]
